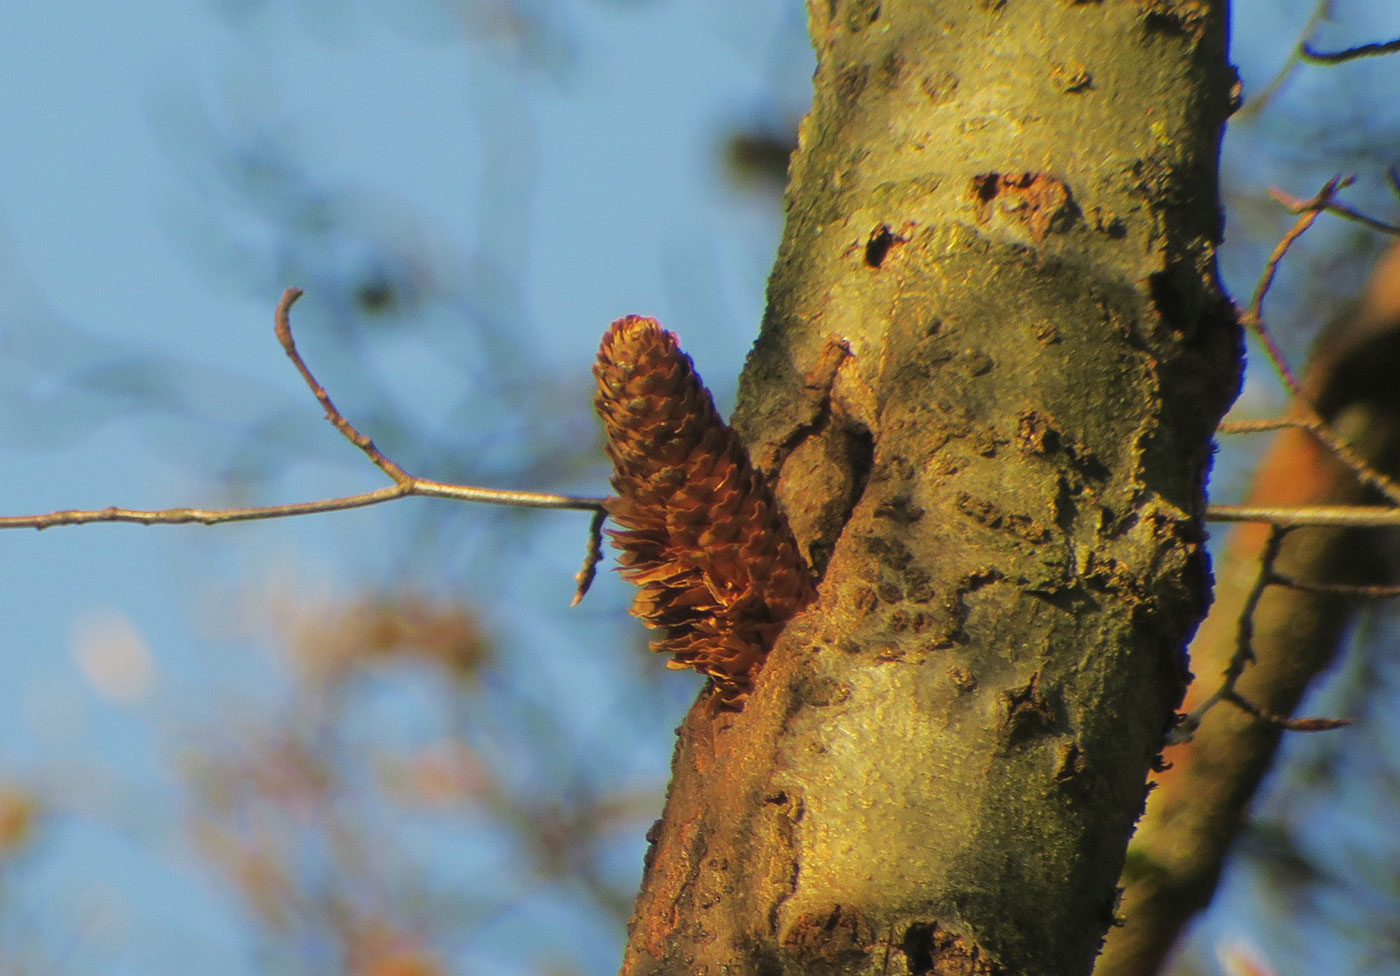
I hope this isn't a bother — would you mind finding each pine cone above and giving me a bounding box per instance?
[594,315,815,710]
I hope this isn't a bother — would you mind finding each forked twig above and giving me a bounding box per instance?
[1245,177,1346,396]
[1217,412,1400,508]
[1240,178,1400,506]
[1170,527,1352,741]
[1182,179,1400,737]
[0,289,613,603]
[1270,183,1400,237]
[1220,690,1353,732]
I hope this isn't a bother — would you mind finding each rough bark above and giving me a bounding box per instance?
[620,3,1240,975]
[1098,244,1400,976]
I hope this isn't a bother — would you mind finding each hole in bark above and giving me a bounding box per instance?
[865,224,896,267]
[903,923,936,974]
[901,922,997,975]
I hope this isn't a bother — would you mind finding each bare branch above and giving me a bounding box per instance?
[1170,525,1356,742]
[1269,184,1400,236]
[1319,201,1400,236]
[0,488,409,530]
[1238,179,1400,506]
[1233,0,1333,121]
[1267,572,1400,598]
[0,289,612,599]
[1234,527,1286,674]
[1169,528,1286,743]
[1221,689,1354,732]
[0,480,608,532]
[1246,177,1347,397]
[1106,226,1400,976]
[1217,418,1311,435]
[1206,504,1400,528]
[1301,36,1400,64]
[1299,424,1400,504]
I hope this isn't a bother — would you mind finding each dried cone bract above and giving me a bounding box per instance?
[594,316,815,710]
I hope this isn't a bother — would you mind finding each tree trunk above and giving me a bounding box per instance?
[621,2,1240,975]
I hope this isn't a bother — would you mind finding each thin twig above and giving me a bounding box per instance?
[1178,187,1400,740]
[1301,36,1400,64]
[274,288,411,483]
[0,289,612,601]
[272,287,608,513]
[1307,425,1400,505]
[1267,572,1400,599]
[1239,179,1400,506]
[1169,529,1286,742]
[1206,504,1400,528]
[1233,528,1285,673]
[1224,401,1400,507]
[1170,527,1352,740]
[1269,183,1400,236]
[1221,414,1400,498]
[0,488,409,529]
[1247,177,1347,397]
[1322,201,1400,236]
[0,481,608,531]
[1217,418,1311,435]
[1221,690,1354,732]
[1233,0,1332,121]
